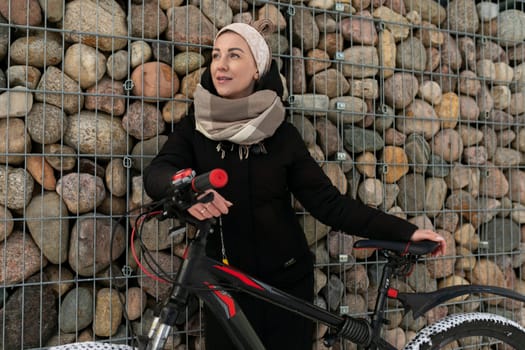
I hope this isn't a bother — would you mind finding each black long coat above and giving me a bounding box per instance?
[143,63,417,283]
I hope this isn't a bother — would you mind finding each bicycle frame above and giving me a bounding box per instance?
[145,220,365,350]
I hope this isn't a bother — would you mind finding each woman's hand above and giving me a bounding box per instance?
[188,189,233,220]
[410,229,446,256]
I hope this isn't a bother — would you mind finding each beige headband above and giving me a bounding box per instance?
[215,23,272,77]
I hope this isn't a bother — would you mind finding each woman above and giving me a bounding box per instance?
[144,22,445,350]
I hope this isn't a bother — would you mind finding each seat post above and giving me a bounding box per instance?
[369,256,397,340]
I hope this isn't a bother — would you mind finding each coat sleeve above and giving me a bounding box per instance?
[143,116,196,201]
[285,124,417,242]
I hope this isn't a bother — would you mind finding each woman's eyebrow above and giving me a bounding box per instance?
[212,47,245,53]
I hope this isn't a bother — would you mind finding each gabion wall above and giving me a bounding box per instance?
[1,0,525,349]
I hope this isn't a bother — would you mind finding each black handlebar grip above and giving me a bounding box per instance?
[191,169,228,192]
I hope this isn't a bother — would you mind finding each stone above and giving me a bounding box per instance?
[131,62,179,101]
[477,1,499,21]
[63,0,127,51]
[397,173,426,213]
[458,70,481,96]
[432,129,463,162]
[64,111,131,158]
[445,163,471,190]
[327,96,367,124]
[458,37,477,70]
[130,136,168,172]
[151,41,173,65]
[180,67,205,99]
[447,0,479,34]
[440,33,462,71]
[138,251,182,300]
[0,230,46,285]
[166,5,217,52]
[0,274,56,349]
[130,1,168,38]
[318,33,344,59]
[415,21,443,47]
[292,94,329,117]
[511,202,525,224]
[60,288,93,333]
[340,10,377,45]
[479,166,509,198]
[462,146,488,165]
[0,117,31,166]
[35,66,84,114]
[508,42,525,64]
[104,159,126,198]
[380,146,408,184]
[383,128,406,146]
[123,101,165,140]
[476,40,507,63]
[426,47,441,72]
[508,92,525,115]
[64,43,106,89]
[457,124,483,147]
[343,126,384,154]
[0,204,13,242]
[397,99,440,139]
[342,46,379,78]
[426,230,455,278]
[357,178,383,207]
[396,37,426,72]
[323,163,347,195]
[44,144,76,171]
[377,29,396,78]
[497,10,525,42]
[310,69,349,98]
[126,287,147,321]
[348,79,378,100]
[490,85,511,110]
[418,80,442,104]
[106,50,129,80]
[69,214,126,276]
[26,156,56,190]
[470,259,506,290]
[129,41,152,69]
[9,35,63,68]
[479,217,521,253]
[26,102,65,144]
[94,288,122,337]
[383,73,418,109]
[494,62,514,86]
[56,173,106,214]
[493,147,521,167]
[372,6,410,41]
[6,65,41,89]
[476,84,494,117]
[404,0,446,25]
[43,265,74,297]
[173,52,205,76]
[459,95,480,121]
[291,8,319,51]
[315,118,339,158]
[0,0,42,26]
[426,154,450,178]
[434,211,459,233]
[355,152,377,178]
[405,133,430,173]
[487,110,513,131]
[0,86,33,118]
[290,47,306,94]
[84,77,126,116]
[305,49,331,76]
[0,166,34,210]
[435,92,460,129]
[258,4,287,30]
[162,94,192,124]
[425,177,447,214]
[39,0,63,22]
[496,129,516,146]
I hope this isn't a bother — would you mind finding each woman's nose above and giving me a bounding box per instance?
[216,57,228,71]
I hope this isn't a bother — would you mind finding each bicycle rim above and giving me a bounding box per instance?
[403,312,525,350]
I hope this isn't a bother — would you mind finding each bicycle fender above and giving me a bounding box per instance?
[396,284,525,319]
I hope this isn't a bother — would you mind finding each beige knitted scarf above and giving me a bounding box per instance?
[194,84,285,159]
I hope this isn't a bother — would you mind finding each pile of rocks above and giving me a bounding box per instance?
[1,0,525,348]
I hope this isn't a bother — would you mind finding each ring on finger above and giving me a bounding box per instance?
[200,208,207,214]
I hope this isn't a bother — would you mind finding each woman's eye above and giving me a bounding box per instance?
[212,53,220,60]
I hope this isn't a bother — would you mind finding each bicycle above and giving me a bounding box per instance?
[51,168,525,350]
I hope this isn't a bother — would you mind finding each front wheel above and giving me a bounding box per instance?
[403,312,525,350]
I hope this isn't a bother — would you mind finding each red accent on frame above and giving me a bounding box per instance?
[206,283,236,318]
[214,265,264,290]
[387,288,398,299]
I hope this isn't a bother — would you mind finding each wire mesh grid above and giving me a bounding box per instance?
[0,0,524,349]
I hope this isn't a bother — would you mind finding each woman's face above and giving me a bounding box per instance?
[210,32,259,99]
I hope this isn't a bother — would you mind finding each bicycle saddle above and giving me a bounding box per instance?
[353,239,439,256]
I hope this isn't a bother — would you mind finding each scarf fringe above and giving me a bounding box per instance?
[217,142,267,160]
